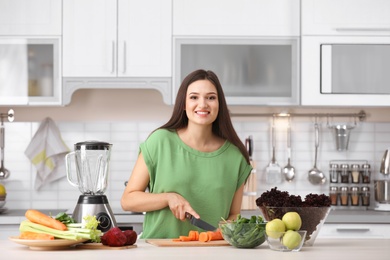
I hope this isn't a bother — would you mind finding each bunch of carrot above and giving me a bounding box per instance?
[172,229,223,242]
[19,209,68,240]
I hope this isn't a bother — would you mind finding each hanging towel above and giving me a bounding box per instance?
[25,117,70,190]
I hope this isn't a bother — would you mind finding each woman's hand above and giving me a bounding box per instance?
[166,192,199,221]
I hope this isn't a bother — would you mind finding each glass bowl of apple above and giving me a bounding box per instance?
[265,230,307,252]
[256,188,331,246]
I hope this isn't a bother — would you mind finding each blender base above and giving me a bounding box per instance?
[72,195,117,232]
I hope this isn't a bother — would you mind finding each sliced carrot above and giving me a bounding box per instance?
[172,238,181,242]
[199,232,210,242]
[25,209,67,231]
[188,230,199,241]
[207,230,223,240]
[20,231,55,240]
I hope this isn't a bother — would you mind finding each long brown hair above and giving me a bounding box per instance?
[157,69,250,164]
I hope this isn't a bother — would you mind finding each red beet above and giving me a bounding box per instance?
[101,227,127,247]
[123,230,137,245]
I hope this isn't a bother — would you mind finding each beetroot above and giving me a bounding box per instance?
[123,230,137,245]
[101,227,127,247]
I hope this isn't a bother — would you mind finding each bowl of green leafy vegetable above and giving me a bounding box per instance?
[219,215,266,249]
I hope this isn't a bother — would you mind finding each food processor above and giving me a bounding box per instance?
[66,141,117,232]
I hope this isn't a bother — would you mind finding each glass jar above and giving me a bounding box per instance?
[351,164,360,183]
[340,164,350,183]
[361,164,371,183]
[340,186,349,206]
[329,163,339,183]
[361,186,370,206]
[350,186,360,206]
[329,186,338,205]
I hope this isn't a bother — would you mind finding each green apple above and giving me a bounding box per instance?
[0,184,6,196]
[282,230,302,249]
[265,218,286,239]
[282,212,302,231]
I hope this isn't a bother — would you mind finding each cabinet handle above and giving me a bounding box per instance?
[111,41,115,74]
[123,41,127,74]
[336,228,370,232]
[335,27,390,32]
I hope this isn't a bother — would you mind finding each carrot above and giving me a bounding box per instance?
[188,230,199,241]
[199,232,210,242]
[207,230,223,240]
[20,231,55,240]
[25,209,67,231]
[172,238,182,242]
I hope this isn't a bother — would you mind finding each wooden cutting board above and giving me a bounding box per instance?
[75,243,137,250]
[146,239,230,247]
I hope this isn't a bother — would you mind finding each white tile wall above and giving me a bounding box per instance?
[1,117,389,211]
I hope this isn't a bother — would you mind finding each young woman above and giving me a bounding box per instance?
[121,69,252,238]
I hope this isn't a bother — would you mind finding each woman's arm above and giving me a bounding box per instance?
[227,182,245,221]
[120,152,199,220]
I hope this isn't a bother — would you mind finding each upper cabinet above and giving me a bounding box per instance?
[173,0,300,36]
[0,0,61,35]
[63,0,171,78]
[0,0,62,106]
[302,0,390,36]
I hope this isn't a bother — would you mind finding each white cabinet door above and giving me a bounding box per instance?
[0,0,61,35]
[63,0,117,77]
[302,0,390,36]
[173,0,300,36]
[63,0,171,78]
[118,0,172,77]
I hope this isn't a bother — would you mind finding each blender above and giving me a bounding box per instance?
[66,141,117,232]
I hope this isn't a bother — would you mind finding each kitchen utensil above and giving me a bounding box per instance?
[242,136,257,210]
[283,119,295,182]
[380,149,390,175]
[0,123,10,179]
[185,212,217,231]
[146,239,229,247]
[328,124,355,151]
[374,180,390,203]
[266,119,282,184]
[308,123,326,185]
[66,141,116,232]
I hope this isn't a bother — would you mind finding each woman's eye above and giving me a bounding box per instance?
[189,96,198,100]
[208,95,217,100]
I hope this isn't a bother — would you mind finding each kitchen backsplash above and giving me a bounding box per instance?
[1,117,389,211]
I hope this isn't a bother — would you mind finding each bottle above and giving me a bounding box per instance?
[329,164,339,183]
[350,186,359,206]
[340,164,350,183]
[329,186,338,206]
[351,164,360,183]
[361,186,370,206]
[361,164,371,183]
[340,186,349,206]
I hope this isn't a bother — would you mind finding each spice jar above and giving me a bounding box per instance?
[329,164,339,183]
[350,186,360,206]
[340,164,350,183]
[329,186,338,205]
[361,186,370,206]
[340,186,349,206]
[361,164,371,183]
[351,164,360,183]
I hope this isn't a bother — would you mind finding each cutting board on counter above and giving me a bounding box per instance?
[75,243,137,250]
[146,239,230,247]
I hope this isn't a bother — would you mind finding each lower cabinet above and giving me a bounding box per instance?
[319,224,390,239]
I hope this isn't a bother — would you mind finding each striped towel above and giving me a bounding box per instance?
[25,117,70,190]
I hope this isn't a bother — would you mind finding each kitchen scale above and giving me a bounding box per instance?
[66,141,117,232]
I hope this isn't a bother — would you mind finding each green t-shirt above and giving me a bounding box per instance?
[139,129,252,238]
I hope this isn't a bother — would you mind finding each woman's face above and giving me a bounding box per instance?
[185,79,219,127]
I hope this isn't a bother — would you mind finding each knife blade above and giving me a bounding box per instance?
[185,212,217,231]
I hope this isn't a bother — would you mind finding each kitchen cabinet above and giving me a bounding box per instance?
[319,224,390,239]
[302,0,390,36]
[0,0,61,36]
[62,0,172,105]
[63,0,171,78]
[173,0,300,36]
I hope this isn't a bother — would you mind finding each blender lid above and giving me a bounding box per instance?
[75,141,112,150]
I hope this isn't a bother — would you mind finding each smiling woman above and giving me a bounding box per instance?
[121,69,252,239]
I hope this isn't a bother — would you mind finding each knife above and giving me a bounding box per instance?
[185,212,217,231]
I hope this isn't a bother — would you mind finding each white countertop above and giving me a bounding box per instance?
[2,238,390,260]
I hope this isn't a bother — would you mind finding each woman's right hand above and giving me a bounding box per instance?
[166,192,199,221]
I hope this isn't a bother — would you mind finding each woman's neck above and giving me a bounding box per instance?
[177,124,223,152]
